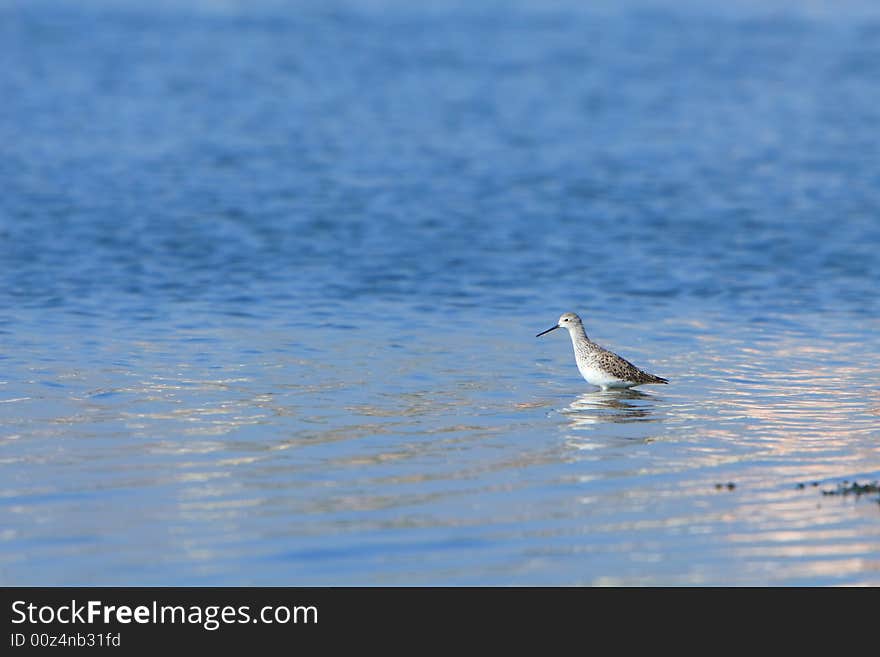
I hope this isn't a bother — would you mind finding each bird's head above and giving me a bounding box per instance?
[536,312,583,337]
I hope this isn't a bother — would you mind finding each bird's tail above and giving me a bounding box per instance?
[649,375,669,384]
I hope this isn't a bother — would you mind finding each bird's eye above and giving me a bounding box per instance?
[563,318,568,322]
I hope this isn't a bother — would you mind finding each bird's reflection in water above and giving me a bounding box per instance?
[561,388,659,430]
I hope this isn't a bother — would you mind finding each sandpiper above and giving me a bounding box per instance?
[537,312,668,390]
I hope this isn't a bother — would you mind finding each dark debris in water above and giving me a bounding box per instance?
[714,482,736,491]
[797,480,880,506]
[821,481,880,499]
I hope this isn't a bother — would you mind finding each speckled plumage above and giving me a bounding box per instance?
[537,312,668,389]
[574,337,668,385]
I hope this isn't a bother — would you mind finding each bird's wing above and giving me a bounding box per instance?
[597,347,666,383]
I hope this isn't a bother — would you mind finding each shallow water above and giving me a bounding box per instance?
[1,0,879,585]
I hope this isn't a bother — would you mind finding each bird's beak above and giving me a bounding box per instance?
[536,324,560,337]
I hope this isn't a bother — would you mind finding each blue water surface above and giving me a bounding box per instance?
[1,0,879,585]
